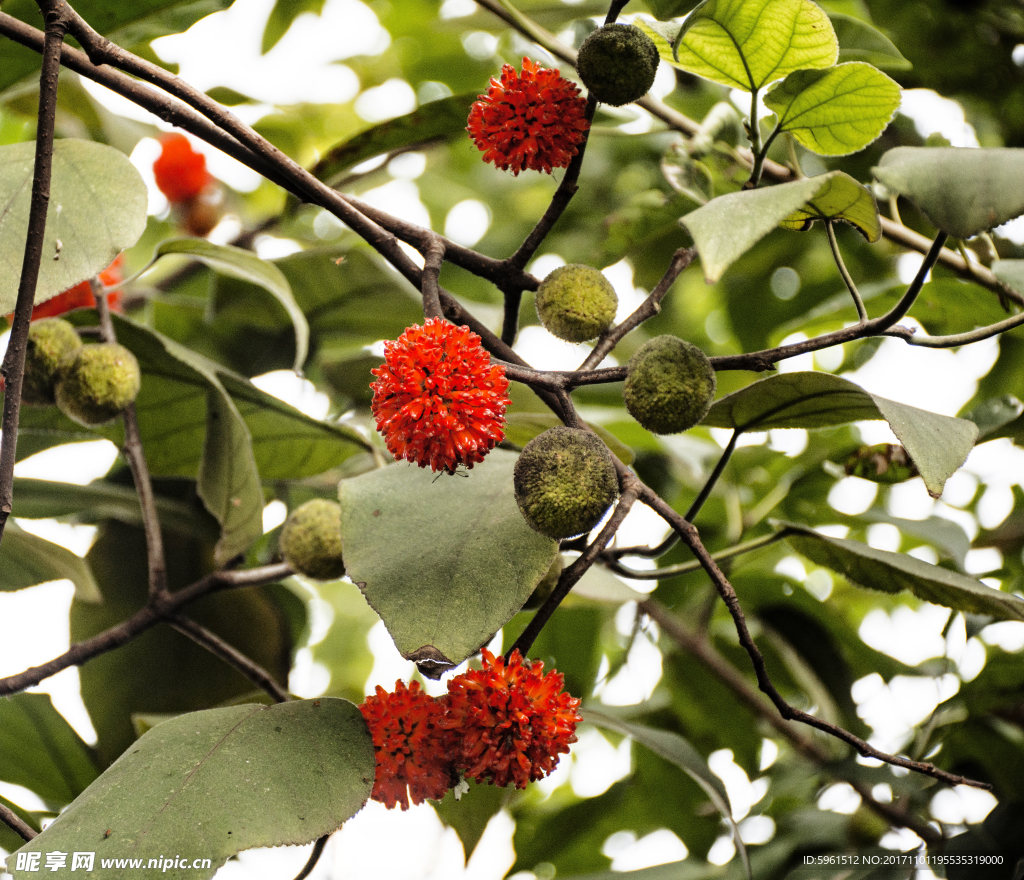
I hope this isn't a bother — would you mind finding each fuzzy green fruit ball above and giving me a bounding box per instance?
[514,427,619,540]
[536,264,617,343]
[280,499,345,580]
[624,336,716,434]
[54,343,141,427]
[576,23,660,107]
[22,318,82,406]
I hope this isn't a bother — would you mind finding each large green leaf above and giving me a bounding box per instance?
[5,700,374,880]
[338,450,558,674]
[873,147,1024,239]
[780,521,1024,621]
[828,12,911,70]
[640,0,837,92]
[0,0,234,97]
[777,170,880,240]
[0,693,101,806]
[152,239,309,373]
[10,477,219,540]
[992,260,1024,295]
[703,372,978,496]
[764,62,901,156]
[0,521,101,602]
[0,140,147,312]
[73,521,298,765]
[681,172,878,282]
[582,710,749,879]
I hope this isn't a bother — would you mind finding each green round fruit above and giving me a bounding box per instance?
[624,336,716,434]
[280,499,345,581]
[22,318,82,406]
[54,343,141,427]
[536,264,617,343]
[514,427,619,540]
[576,23,660,107]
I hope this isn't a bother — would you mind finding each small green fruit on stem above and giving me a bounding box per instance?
[55,342,141,426]
[624,336,716,434]
[536,264,617,343]
[576,23,660,107]
[280,499,345,580]
[22,318,82,406]
[514,427,619,540]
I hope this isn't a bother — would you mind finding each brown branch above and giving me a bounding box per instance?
[0,1,69,545]
[0,563,292,697]
[0,800,37,843]
[640,598,942,844]
[93,287,168,599]
[508,480,640,658]
[579,248,697,371]
[293,835,330,880]
[421,239,445,321]
[638,483,990,791]
[168,615,290,703]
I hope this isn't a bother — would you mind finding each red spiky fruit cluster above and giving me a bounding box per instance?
[358,650,580,810]
[370,318,510,475]
[153,133,212,204]
[467,58,590,175]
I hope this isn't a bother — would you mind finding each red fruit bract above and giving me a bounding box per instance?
[23,255,125,322]
[153,133,212,204]
[358,680,454,810]
[370,318,510,474]
[467,58,590,176]
[443,649,581,789]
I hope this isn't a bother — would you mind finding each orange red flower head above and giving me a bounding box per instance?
[467,58,590,175]
[370,318,510,474]
[358,650,580,809]
[153,133,212,205]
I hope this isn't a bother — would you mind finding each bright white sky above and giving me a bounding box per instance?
[0,0,1017,876]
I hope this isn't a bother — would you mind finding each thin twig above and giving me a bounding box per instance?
[641,598,943,844]
[169,615,290,703]
[0,563,292,696]
[509,482,639,658]
[604,528,791,579]
[825,220,868,323]
[292,835,330,880]
[685,429,739,522]
[0,800,37,843]
[579,248,696,371]
[640,484,990,791]
[0,1,69,545]
[501,288,523,346]
[93,288,168,598]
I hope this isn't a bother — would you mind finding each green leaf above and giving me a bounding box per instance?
[6,700,374,879]
[962,395,1024,442]
[582,709,750,880]
[777,170,880,239]
[764,62,901,156]
[703,371,978,496]
[338,450,559,675]
[261,0,326,54]
[640,0,837,92]
[10,477,219,540]
[0,522,101,602]
[992,260,1024,295]
[153,238,309,373]
[780,521,1024,621]
[873,147,1024,239]
[828,12,911,70]
[307,94,479,188]
[681,172,876,281]
[0,693,101,806]
[0,140,147,312]
[502,413,635,465]
[73,521,298,765]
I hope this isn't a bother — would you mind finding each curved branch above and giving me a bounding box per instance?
[0,800,37,843]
